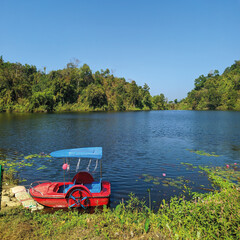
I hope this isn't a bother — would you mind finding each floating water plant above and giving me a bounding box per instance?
[139,173,192,189]
[180,162,198,170]
[24,153,52,159]
[0,157,34,174]
[210,164,240,186]
[186,149,220,157]
[161,176,192,189]
[37,165,47,170]
[0,152,52,176]
[144,176,158,183]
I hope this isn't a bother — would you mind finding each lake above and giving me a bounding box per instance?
[0,110,240,208]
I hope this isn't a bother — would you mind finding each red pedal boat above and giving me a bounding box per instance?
[29,147,111,209]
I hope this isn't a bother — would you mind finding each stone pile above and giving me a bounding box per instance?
[1,186,44,211]
[1,188,21,208]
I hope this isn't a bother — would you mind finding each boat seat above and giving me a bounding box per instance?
[57,184,74,193]
[85,179,102,193]
[72,171,94,184]
[57,178,102,194]
[57,179,76,193]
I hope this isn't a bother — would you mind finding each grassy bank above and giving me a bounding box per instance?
[1,164,240,239]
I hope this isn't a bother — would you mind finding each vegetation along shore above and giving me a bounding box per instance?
[1,56,240,113]
[177,60,240,111]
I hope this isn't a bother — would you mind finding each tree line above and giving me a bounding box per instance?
[2,57,239,113]
[177,60,240,111]
[0,57,168,112]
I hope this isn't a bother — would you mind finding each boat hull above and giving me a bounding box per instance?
[29,181,111,208]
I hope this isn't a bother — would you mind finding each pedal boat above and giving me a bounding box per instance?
[29,147,111,209]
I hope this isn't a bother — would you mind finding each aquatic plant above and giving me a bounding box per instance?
[200,164,240,188]
[37,165,47,170]
[186,149,220,157]
[180,162,198,170]
[0,152,52,184]
[139,173,193,190]
[24,153,52,159]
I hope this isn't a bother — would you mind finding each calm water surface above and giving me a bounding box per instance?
[0,111,240,207]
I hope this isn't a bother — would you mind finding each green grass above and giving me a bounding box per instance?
[1,165,240,239]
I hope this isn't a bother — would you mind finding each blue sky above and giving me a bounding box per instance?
[1,0,240,101]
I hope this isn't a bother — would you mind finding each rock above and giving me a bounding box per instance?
[2,190,9,196]
[11,197,17,202]
[30,206,38,212]
[37,204,44,210]
[15,192,31,201]
[2,196,10,202]
[11,186,26,195]
[22,199,37,208]
[9,192,15,198]
[7,201,21,207]
[1,202,7,208]
[15,192,32,201]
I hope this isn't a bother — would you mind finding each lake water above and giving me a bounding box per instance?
[0,111,240,208]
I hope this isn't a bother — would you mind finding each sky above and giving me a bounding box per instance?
[1,0,240,101]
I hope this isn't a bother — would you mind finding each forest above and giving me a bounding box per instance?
[177,60,240,111]
[0,57,168,112]
[1,57,240,113]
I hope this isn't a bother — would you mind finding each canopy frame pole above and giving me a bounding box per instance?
[76,158,81,172]
[68,158,70,182]
[63,158,66,193]
[87,159,91,172]
[93,159,98,172]
[100,159,102,179]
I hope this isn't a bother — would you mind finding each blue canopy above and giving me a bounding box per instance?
[50,147,102,159]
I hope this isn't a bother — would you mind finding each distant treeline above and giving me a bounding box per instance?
[1,57,239,113]
[0,57,169,112]
[177,60,240,111]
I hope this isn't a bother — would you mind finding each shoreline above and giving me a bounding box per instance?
[1,164,239,239]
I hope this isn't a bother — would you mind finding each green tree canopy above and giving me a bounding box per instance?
[0,57,169,112]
